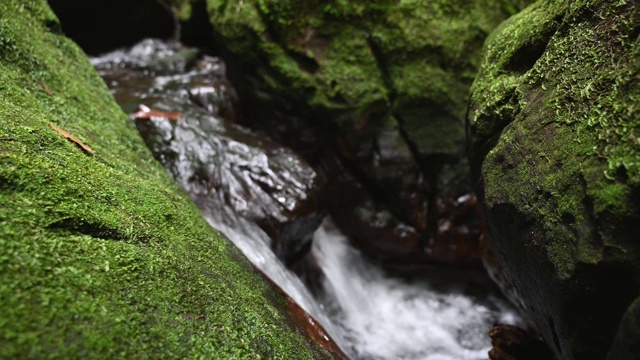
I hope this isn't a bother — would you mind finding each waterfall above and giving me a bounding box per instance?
[312,219,519,359]
[92,39,521,359]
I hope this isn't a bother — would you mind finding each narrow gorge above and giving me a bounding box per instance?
[1,0,638,359]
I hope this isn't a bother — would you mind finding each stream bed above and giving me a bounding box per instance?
[92,39,520,360]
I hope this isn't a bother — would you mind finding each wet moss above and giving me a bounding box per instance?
[205,0,534,157]
[468,0,640,358]
[0,1,330,358]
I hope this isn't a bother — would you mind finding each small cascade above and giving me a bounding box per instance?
[91,39,521,359]
[196,203,340,341]
[312,220,519,359]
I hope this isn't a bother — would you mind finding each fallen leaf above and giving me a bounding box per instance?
[39,82,52,96]
[48,122,94,153]
[130,104,182,121]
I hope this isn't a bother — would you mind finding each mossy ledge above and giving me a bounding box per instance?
[468,0,640,359]
[0,1,335,358]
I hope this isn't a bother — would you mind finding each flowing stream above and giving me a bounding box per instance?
[92,39,520,360]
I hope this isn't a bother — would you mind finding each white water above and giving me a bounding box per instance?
[195,203,342,344]
[201,208,520,359]
[203,209,520,360]
[312,220,519,359]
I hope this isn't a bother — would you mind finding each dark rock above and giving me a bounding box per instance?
[133,102,324,269]
[468,0,640,358]
[488,324,554,360]
[187,57,239,121]
[93,41,324,267]
[607,296,640,360]
[328,172,485,272]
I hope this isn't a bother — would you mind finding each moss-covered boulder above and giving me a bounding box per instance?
[0,1,342,358]
[204,0,531,151]
[467,0,640,358]
[200,0,532,267]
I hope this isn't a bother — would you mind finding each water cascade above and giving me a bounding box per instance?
[92,39,520,359]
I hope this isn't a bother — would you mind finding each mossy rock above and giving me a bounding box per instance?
[468,0,640,358]
[200,0,533,262]
[0,1,337,358]
[204,0,532,157]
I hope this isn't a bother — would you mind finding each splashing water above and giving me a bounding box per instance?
[312,220,519,360]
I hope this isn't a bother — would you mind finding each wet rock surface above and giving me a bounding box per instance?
[257,266,350,360]
[199,0,535,271]
[468,0,640,358]
[94,40,325,267]
[488,324,553,360]
[328,175,486,272]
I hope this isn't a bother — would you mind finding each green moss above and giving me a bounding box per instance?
[472,0,639,244]
[0,1,330,358]
[469,0,640,357]
[177,2,193,21]
[206,0,534,157]
[591,183,630,214]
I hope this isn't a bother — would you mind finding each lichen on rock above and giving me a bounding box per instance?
[0,1,339,358]
[468,0,640,358]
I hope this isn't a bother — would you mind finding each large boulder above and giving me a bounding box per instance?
[202,0,533,268]
[467,0,640,358]
[0,1,343,358]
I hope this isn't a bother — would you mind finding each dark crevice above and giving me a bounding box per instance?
[179,0,218,51]
[504,41,547,74]
[44,19,63,35]
[366,34,442,248]
[504,14,564,74]
[258,11,320,75]
[366,35,395,100]
[48,0,177,55]
[331,133,418,229]
[396,119,444,246]
[571,262,638,359]
[287,50,320,74]
[578,173,603,249]
[615,165,629,183]
[48,217,131,242]
[547,316,563,356]
[631,25,640,43]
[561,212,575,226]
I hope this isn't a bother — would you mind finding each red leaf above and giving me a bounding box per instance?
[130,104,182,121]
[39,82,52,96]
[48,122,94,153]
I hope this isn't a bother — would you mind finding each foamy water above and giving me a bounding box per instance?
[312,220,519,359]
